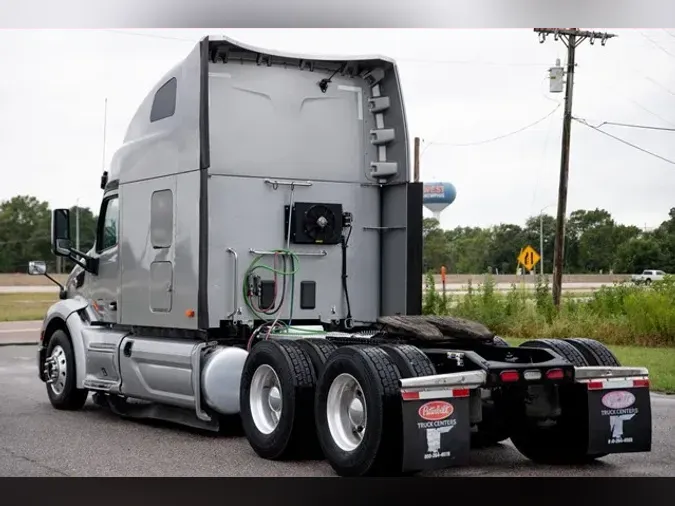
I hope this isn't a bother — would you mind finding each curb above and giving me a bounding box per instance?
[0,341,39,347]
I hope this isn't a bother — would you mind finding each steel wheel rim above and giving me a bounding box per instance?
[47,345,68,395]
[249,364,283,434]
[327,373,367,452]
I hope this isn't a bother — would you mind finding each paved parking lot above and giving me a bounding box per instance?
[0,344,673,477]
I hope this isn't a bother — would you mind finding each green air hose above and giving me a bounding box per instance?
[243,249,326,336]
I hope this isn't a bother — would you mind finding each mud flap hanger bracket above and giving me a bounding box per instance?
[574,366,650,384]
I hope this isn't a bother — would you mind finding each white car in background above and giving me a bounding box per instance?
[631,269,667,285]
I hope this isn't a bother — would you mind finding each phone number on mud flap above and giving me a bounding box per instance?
[417,419,457,430]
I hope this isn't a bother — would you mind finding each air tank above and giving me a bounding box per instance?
[423,182,457,221]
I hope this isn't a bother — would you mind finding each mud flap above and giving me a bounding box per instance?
[585,382,652,455]
[400,389,473,473]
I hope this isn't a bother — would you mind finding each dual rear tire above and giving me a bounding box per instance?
[239,339,435,476]
[509,337,621,464]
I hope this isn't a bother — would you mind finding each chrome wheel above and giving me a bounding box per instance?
[46,345,68,395]
[327,373,367,452]
[249,364,283,434]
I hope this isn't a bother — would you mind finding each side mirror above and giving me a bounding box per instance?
[51,208,72,257]
[28,261,47,276]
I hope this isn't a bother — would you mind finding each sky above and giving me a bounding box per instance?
[1,28,674,231]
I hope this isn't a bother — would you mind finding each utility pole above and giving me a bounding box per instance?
[534,28,617,308]
[413,137,421,182]
[540,214,544,275]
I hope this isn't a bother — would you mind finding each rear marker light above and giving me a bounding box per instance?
[587,381,604,390]
[546,368,564,380]
[523,370,542,381]
[401,388,471,400]
[633,379,650,388]
[500,370,520,383]
[452,388,470,398]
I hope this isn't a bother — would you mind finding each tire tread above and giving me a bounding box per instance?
[380,344,436,378]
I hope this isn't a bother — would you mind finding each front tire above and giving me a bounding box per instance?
[44,330,88,410]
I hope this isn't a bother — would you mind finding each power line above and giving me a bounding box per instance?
[102,29,197,43]
[574,117,675,165]
[596,120,675,132]
[640,31,675,59]
[622,95,675,128]
[423,102,561,152]
[644,76,675,98]
[398,57,550,67]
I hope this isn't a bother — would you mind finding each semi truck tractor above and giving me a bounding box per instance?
[29,35,652,477]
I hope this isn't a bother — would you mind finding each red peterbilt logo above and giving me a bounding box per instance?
[601,390,636,410]
[418,401,454,421]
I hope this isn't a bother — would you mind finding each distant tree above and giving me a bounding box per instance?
[0,196,98,273]
[615,236,665,274]
[0,196,52,272]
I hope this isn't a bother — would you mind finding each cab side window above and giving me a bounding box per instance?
[97,196,119,253]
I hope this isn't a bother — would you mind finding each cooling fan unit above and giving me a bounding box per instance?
[284,202,344,245]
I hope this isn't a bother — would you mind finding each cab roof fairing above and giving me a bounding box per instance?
[203,34,399,67]
[108,35,407,183]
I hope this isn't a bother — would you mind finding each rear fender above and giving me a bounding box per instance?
[40,297,95,389]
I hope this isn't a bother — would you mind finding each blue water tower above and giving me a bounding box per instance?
[423,182,457,221]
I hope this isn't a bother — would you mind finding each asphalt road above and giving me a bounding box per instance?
[0,342,673,477]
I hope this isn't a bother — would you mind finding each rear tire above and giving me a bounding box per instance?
[240,340,317,460]
[510,338,601,464]
[315,346,403,477]
[295,338,338,376]
[45,330,88,411]
[380,344,436,378]
[519,338,588,367]
[565,338,621,367]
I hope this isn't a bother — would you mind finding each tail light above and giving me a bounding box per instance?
[546,368,564,380]
[500,370,520,383]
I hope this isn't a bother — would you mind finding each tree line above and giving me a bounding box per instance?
[1,194,673,275]
[0,195,98,273]
[424,207,675,275]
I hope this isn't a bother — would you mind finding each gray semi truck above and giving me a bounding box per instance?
[29,35,652,477]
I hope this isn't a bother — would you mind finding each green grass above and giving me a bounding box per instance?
[0,293,57,322]
[424,273,675,347]
[504,337,675,394]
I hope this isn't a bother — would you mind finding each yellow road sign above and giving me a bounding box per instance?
[518,245,541,271]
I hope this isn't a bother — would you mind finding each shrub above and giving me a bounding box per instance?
[420,274,675,347]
